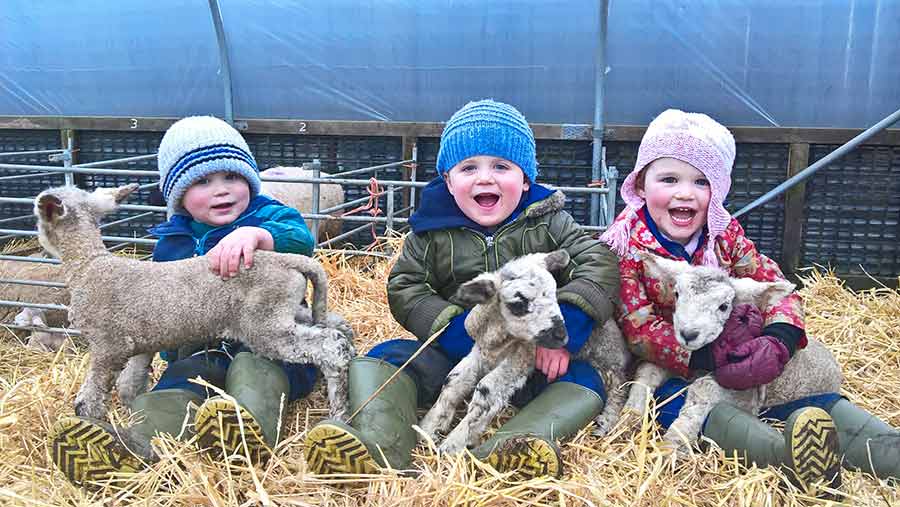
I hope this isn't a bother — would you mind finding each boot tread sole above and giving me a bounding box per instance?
[195,398,272,464]
[787,407,842,496]
[49,417,143,486]
[305,422,380,475]
[485,436,562,480]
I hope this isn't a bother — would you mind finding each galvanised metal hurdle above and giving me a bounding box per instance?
[0,143,618,338]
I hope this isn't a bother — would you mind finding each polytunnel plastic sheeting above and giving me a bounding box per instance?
[0,1,225,118]
[1,0,898,127]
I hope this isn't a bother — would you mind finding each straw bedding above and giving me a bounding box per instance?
[0,243,897,506]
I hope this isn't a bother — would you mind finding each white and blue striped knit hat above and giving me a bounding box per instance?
[157,116,260,216]
[436,99,538,183]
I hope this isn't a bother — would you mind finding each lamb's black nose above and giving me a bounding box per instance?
[681,330,699,343]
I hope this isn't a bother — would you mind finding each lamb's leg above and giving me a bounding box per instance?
[623,361,671,417]
[592,370,628,437]
[420,352,482,440]
[289,323,356,421]
[115,353,153,407]
[662,375,730,458]
[75,350,127,420]
[439,357,529,454]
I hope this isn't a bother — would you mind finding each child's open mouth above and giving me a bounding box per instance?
[211,202,234,211]
[473,193,500,209]
[668,207,697,226]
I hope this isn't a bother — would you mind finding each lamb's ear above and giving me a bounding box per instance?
[639,251,690,286]
[35,193,65,223]
[731,278,796,310]
[543,250,570,273]
[113,183,140,204]
[456,273,500,306]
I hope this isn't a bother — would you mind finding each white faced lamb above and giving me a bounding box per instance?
[418,250,633,454]
[34,184,356,422]
[622,253,843,455]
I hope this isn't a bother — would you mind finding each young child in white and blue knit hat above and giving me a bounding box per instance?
[48,116,319,486]
[304,99,620,479]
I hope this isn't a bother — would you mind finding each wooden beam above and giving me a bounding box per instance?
[3,115,898,145]
[781,143,809,274]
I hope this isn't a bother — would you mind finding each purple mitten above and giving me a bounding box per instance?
[710,304,764,368]
[714,335,790,390]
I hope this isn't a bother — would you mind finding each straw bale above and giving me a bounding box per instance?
[0,246,897,506]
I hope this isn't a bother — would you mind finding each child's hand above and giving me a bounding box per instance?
[206,227,274,279]
[535,346,570,382]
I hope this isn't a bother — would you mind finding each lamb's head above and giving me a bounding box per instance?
[455,250,570,349]
[34,184,139,258]
[640,252,795,350]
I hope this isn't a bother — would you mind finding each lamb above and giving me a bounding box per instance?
[33,183,356,423]
[0,256,69,351]
[260,166,345,242]
[418,250,633,454]
[622,252,843,455]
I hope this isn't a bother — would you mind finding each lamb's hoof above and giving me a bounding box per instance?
[73,399,104,420]
[48,416,144,487]
[26,331,65,352]
[328,405,350,424]
[195,397,272,465]
[591,413,619,438]
[437,433,467,455]
[660,436,692,460]
[484,436,563,479]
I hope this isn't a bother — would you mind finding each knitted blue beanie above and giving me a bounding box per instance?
[436,99,538,183]
[157,116,260,216]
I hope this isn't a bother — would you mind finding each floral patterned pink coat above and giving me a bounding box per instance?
[615,209,806,377]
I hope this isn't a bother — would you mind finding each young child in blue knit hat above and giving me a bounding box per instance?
[305,100,620,478]
[49,116,318,486]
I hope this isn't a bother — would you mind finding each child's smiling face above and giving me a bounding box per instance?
[445,156,530,228]
[638,157,711,245]
[182,171,250,226]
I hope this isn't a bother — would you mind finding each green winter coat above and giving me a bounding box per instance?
[388,188,620,341]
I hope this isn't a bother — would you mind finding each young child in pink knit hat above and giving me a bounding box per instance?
[600,108,804,384]
[601,109,900,493]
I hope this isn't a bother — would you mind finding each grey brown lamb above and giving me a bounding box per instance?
[34,183,356,423]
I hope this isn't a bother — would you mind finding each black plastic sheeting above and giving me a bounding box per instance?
[2,1,898,127]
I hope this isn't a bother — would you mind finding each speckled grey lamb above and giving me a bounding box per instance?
[419,250,633,453]
[34,184,356,422]
[622,253,843,456]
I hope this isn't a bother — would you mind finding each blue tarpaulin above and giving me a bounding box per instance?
[1,0,898,127]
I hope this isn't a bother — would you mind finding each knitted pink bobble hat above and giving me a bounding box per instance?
[600,109,736,266]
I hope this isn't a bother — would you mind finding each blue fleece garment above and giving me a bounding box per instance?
[436,311,475,362]
[559,303,593,354]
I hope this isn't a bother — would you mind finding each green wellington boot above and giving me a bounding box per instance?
[49,389,202,486]
[305,357,418,474]
[472,381,604,479]
[195,352,290,464]
[702,403,842,496]
[829,398,900,481]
